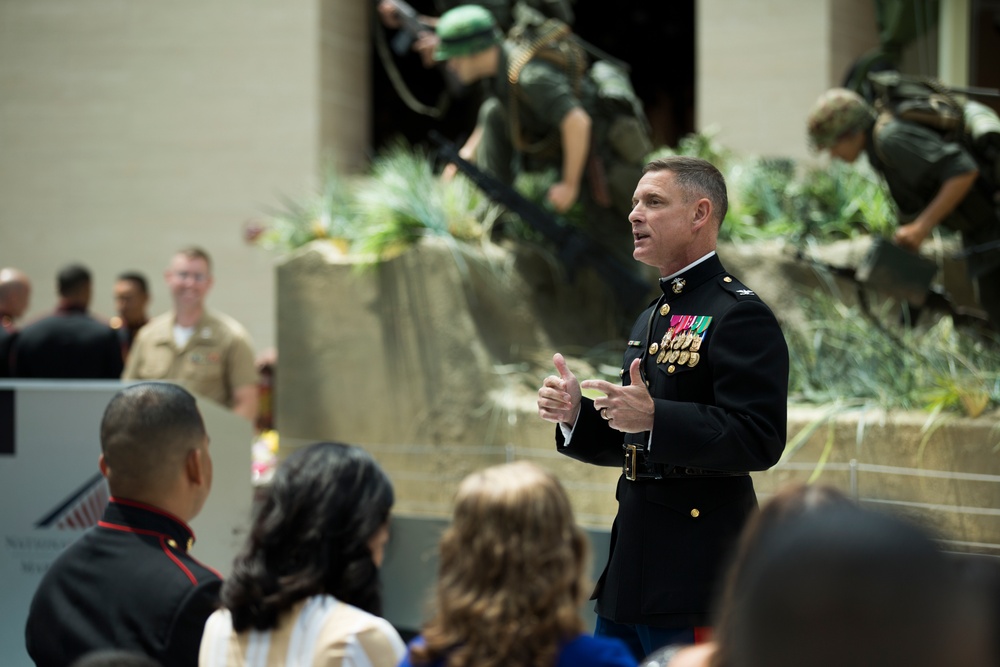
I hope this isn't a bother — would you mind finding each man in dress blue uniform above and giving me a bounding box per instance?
[25,382,221,667]
[11,263,123,379]
[537,156,789,660]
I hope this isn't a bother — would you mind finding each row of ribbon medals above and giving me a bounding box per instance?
[650,314,713,367]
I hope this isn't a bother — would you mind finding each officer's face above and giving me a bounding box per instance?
[629,170,700,276]
[165,255,213,310]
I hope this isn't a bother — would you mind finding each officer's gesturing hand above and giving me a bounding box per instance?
[537,353,582,427]
[583,358,654,434]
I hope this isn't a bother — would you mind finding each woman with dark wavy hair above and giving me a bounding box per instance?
[402,460,636,667]
[199,441,404,667]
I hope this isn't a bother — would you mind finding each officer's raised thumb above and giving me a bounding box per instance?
[628,358,643,386]
[553,352,573,380]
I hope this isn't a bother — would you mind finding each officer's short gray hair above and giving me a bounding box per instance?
[644,156,729,226]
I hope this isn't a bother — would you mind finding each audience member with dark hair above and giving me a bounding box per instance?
[111,271,151,359]
[11,262,123,378]
[26,382,220,667]
[199,441,404,667]
[402,461,637,667]
[639,484,854,667]
[726,504,993,667]
[706,484,854,667]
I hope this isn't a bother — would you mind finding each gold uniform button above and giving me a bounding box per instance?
[667,364,676,374]
[723,276,733,283]
[619,369,625,378]
[690,508,700,518]
[167,539,179,549]
[649,342,659,355]
[659,304,670,316]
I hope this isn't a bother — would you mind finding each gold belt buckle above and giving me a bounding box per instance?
[624,444,638,481]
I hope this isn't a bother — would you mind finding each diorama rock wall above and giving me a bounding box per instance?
[276,237,1000,553]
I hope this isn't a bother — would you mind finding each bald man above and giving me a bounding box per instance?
[25,383,222,667]
[0,267,31,376]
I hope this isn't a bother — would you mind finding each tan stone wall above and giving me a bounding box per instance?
[276,237,626,525]
[0,1,369,350]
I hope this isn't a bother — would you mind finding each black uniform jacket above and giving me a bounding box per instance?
[557,254,789,628]
[0,318,15,377]
[25,497,222,667]
[12,305,124,379]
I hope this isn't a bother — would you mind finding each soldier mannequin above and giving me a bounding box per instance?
[434,5,648,262]
[807,88,1000,331]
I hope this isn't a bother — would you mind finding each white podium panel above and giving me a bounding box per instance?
[0,381,252,667]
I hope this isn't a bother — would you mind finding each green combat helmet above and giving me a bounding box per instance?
[434,5,503,61]
[807,88,876,150]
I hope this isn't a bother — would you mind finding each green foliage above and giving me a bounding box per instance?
[785,292,1000,415]
[257,165,356,252]
[352,141,484,262]
[258,132,897,260]
[647,129,897,244]
[258,142,488,262]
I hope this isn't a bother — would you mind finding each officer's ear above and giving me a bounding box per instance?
[692,197,713,231]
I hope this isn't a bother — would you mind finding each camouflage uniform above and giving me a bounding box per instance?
[436,5,649,263]
[808,88,1000,330]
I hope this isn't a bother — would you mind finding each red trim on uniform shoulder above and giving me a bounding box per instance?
[160,536,199,585]
[694,627,713,643]
[97,521,165,539]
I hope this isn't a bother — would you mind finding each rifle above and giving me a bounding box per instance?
[429,131,651,310]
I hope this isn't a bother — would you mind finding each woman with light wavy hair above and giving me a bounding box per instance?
[401,460,636,667]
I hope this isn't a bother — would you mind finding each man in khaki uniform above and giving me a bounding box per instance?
[123,247,258,421]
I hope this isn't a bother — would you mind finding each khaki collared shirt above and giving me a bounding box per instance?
[122,309,256,408]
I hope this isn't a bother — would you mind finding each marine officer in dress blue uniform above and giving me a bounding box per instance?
[537,155,789,661]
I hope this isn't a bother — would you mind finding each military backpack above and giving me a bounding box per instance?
[869,71,1000,191]
[504,7,652,164]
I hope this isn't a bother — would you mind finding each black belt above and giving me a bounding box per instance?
[623,444,749,481]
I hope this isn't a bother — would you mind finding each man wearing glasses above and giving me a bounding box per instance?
[123,247,258,422]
